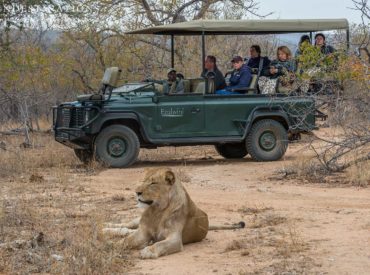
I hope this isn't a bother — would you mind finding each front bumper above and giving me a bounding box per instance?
[53,105,99,149]
[54,128,89,149]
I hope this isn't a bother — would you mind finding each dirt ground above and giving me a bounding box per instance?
[1,136,370,274]
[95,144,370,275]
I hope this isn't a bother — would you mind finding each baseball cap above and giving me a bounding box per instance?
[167,68,176,74]
[231,56,243,63]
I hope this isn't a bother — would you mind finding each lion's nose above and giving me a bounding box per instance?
[136,192,142,196]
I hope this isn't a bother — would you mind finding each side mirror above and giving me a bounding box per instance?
[101,67,122,87]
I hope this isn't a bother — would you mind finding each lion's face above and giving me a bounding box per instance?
[135,168,176,209]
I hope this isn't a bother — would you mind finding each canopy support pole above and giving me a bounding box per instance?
[171,34,174,68]
[346,28,350,51]
[201,31,205,69]
[309,32,313,43]
[201,31,208,94]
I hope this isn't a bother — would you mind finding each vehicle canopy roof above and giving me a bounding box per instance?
[126,19,349,35]
[126,19,350,74]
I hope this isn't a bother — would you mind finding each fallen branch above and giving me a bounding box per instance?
[0,131,22,136]
[329,153,370,172]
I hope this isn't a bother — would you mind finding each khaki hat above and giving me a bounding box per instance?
[167,68,176,74]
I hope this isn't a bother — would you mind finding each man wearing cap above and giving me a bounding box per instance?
[216,56,252,95]
[166,68,184,94]
[146,68,184,94]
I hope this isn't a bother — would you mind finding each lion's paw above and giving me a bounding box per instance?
[140,246,158,259]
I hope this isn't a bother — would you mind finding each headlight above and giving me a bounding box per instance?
[52,108,57,126]
[84,108,91,123]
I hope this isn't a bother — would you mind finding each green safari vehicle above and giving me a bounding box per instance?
[53,19,349,167]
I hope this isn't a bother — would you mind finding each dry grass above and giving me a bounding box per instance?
[277,153,369,187]
[138,145,218,164]
[111,194,126,202]
[224,239,247,252]
[0,132,106,181]
[249,213,288,228]
[236,220,312,275]
[273,224,308,258]
[238,205,274,215]
[0,134,76,178]
[346,161,370,187]
[0,171,133,274]
[224,212,312,275]
[0,132,133,273]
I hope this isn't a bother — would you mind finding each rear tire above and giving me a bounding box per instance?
[246,119,288,161]
[215,143,248,159]
[95,125,140,168]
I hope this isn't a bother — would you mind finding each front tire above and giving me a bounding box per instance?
[95,125,140,168]
[215,143,248,159]
[246,119,288,161]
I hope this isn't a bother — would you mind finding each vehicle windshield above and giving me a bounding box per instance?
[113,83,151,93]
[112,83,154,94]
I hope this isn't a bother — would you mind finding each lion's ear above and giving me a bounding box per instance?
[165,170,175,185]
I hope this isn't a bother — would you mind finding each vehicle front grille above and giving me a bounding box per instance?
[70,108,84,128]
[56,107,84,128]
[62,109,71,127]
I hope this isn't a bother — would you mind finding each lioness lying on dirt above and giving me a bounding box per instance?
[104,168,244,259]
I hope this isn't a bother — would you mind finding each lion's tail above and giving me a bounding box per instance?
[208,221,245,231]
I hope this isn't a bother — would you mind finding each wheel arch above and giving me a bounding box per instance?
[246,108,290,136]
[94,113,148,145]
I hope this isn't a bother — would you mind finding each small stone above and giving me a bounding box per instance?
[51,254,64,261]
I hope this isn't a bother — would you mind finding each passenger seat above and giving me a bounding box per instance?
[182,79,191,93]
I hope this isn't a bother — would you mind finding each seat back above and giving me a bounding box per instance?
[194,82,206,94]
[249,74,258,89]
[189,78,204,93]
[207,78,215,94]
[182,79,191,93]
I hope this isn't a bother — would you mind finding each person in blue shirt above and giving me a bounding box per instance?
[216,56,252,95]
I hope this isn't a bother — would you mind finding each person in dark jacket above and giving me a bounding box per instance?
[295,35,312,58]
[246,45,271,74]
[216,56,252,95]
[315,33,336,55]
[201,55,226,90]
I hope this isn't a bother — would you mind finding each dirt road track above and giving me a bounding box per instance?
[90,145,370,275]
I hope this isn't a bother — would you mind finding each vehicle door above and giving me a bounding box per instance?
[203,95,259,137]
[153,94,205,138]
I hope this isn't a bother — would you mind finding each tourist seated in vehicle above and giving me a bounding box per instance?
[294,35,312,58]
[200,55,226,91]
[215,56,252,95]
[314,33,335,55]
[245,45,271,75]
[258,46,296,94]
[145,68,185,94]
